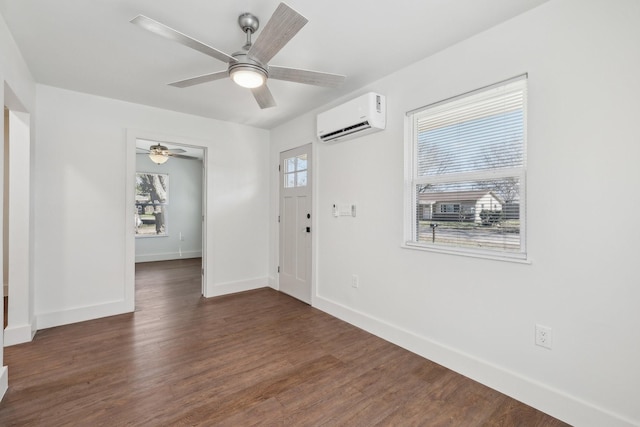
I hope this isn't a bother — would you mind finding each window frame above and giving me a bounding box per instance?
[403,75,528,262]
[135,172,170,238]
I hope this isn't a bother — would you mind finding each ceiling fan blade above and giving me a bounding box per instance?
[166,148,186,154]
[136,147,151,153]
[131,15,235,64]
[169,70,228,88]
[170,154,200,160]
[251,85,277,109]
[269,66,346,88]
[248,3,308,65]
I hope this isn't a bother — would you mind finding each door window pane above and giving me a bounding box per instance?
[286,157,296,173]
[283,154,309,188]
[297,170,307,187]
[285,173,296,188]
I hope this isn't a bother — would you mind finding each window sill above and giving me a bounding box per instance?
[401,242,531,264]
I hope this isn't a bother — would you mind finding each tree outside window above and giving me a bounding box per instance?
[135,173,169,237]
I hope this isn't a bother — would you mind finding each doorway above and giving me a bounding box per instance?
[3,91,34,346]
[278,144,312,304]
[135,138,205,294]
[126,131,208,309]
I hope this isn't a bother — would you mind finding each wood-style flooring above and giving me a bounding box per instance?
[0,258,569,426]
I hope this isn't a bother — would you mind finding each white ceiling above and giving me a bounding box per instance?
[0,0,548,129]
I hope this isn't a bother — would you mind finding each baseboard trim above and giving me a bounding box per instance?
[36,299,133,330]
[135,251,202,263]
[3,323,35,346]
[313,295,635,427]
[267,275,277,289]
[0,366,7,402]
[206,277,267,298]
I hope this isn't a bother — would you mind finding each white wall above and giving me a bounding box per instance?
[270,0,640,426]
[34,84,270,328]
[0,11,36,400]
[135,154,203,263]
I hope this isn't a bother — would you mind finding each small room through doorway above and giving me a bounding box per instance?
[134,138,206,297]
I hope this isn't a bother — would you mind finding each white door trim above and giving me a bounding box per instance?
[125,129,209,308]
[4,107,35,346]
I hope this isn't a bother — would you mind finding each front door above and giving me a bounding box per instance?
[279,144,312,304]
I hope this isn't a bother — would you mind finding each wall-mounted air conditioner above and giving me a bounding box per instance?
[317,92,386,143]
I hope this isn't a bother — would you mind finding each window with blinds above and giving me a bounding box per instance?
[406,76,527,259]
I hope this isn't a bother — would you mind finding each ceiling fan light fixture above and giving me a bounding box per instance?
[149,153,169,164]
[148,144,170,164]
[230,65,267,88]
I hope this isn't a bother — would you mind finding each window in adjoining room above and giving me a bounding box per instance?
[405,75,527,260]
[135,173,169,237]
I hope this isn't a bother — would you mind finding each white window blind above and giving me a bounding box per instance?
[406,76,527,259]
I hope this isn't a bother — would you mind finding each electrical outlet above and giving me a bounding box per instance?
[535,324,552,349]
[351,274,359,288]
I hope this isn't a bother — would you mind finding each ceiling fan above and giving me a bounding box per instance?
[130,2,346,109]
[137,144,199,165]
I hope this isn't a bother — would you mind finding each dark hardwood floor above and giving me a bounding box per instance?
[0,258,569,426]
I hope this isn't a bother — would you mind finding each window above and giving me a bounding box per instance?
[284,153,308,188]
[135,173,169,236]
[440,204,460,213]
[405,76,527,259]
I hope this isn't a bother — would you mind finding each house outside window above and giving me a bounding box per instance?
[405,76,527,259]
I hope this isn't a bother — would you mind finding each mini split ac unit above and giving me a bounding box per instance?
[317,92,386,143]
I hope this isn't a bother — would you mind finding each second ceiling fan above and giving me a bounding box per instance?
[137,144,200,165]
[131,2,346,109]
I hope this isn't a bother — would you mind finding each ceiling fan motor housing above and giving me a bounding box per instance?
[150,144,169,154]
[229,53,268,76]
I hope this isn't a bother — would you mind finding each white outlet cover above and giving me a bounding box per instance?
[535,324,553,349]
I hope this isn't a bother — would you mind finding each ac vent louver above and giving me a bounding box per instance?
[320,121,371,142]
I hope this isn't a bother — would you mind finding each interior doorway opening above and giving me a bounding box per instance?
[133,138,206,298]
[3,84,35,347]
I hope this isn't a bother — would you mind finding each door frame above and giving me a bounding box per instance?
[125,129,209,310]
[3,93,35,346]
